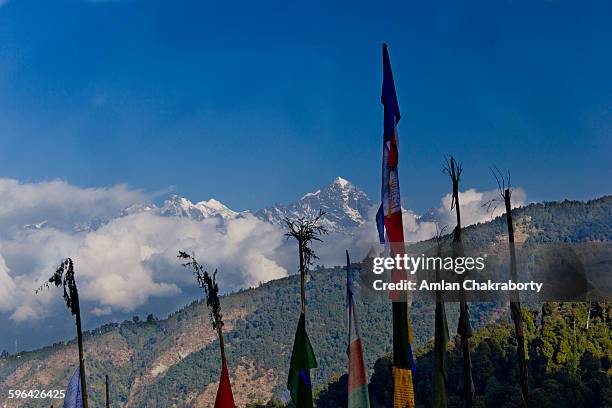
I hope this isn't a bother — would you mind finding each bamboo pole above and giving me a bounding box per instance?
[105,374,110,408]
[448,157,473,408]
[504,188,529,408]
[74,294,89,408]
[299,241,306,314]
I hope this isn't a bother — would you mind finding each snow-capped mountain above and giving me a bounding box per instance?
[254,177,373,233]
[159,195,239,220]
[21,177,376,235]
[67,196,240,232]
[151,177,374,233]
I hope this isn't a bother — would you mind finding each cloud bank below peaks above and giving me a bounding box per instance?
[0,178,287,322]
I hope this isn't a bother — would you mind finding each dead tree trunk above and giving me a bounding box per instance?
[445,156,474,407]
[105,374,110,408]
[504,188,529,408]
[38,259,89,408]
[217,325,227,362]
[299,241,306,314]
[74,294,89,408]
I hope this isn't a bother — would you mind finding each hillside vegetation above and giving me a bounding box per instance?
[315,302,611,408]
[0,196,610,407]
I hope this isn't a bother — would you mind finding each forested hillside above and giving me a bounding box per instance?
[315,302,611,408]
[0,196,610,407]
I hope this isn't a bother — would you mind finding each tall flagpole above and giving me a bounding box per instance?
[446,156,474,407]
[502,185,529,407]
[378,43,416,408]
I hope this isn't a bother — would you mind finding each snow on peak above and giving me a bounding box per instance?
[254,177,373,233]
[71,177,376,235]
[195,198,238,219]
[333,176,351,188]
[201,198,225,209]
[158,195,238,221]
[300,190,321,200]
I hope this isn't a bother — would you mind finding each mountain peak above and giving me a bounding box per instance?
[195,198,238,219]
[255,177,372,233]
[164,194,191,206]
[332,176,352,188]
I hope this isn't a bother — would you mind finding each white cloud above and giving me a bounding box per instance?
[436,187,527,228]
[0,179,288,322]
[91,306,112,316]
[0,253,17,312]
[404,187,526,244]
[0,178,147,233]
[2,212,289,321]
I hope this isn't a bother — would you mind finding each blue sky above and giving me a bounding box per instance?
[0,0,610,213]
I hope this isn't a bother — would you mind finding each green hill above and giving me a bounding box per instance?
[315,302,611,408]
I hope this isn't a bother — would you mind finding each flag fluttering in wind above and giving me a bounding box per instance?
[377,43,416,408]
[63,368,83,408]
[215,356,236,408]
[346,251,370,408]
[376,44,403,247]
[287,313,318,408]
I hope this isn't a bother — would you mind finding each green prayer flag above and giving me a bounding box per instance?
[287,312,317,408]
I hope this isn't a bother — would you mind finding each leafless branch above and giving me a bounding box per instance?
[482,166,513,219]
[36,258,79,316]
[443,156,463,210]
[434,223,448,244]
[283,210,328,272]
[178,251,223,330]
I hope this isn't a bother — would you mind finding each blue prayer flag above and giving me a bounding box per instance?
[63,368,83,408]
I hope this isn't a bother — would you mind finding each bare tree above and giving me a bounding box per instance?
[177,251,226,356]
[443,156,474,407]
[489,167,529,408]
[178,251,237,406]
[283,210,328,313]
[36,259,88,408]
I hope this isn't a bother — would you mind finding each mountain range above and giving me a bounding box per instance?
[62,176,378,235]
